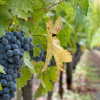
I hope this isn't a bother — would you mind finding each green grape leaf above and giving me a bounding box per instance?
[34,66,58,98]
[0,15,8,36]
[56,2,74,17]
[77,0,89,16]
[33,45,41,57]
[0,83,2,90]
[24,52,35,73]
[75,7,84,26]
[75,0,89,26]
[7,0,33,20]
[32,34,47,57]
[34,83,45,99]
[32,61,44,74]
[0,65,6,74]
[16,67,31,89]
[0,6,11,35]
[32,10,46,25]
[57,24,72,47]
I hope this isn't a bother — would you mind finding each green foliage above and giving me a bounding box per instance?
[16,67,31,89]
[57,24,72,47]
[34,65,58,98]
[75,0,89,26]
[90,28,100,48]
[0,5,11,35]
[87,2,100,48]
[24,52,35,73]
[76,0,89,15]
[7,0,33,20]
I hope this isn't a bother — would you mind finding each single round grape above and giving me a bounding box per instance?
[4,53,8,60]
[9,64,14,69]
[13,74,18,79]
[13,79,16,83]
[19,53,23,58]
[13,49,19,56]
[19,36,24,42]
[0,48,5,54]
[0,59,6,65]
[24,44,29,51]
[13,31,19,36]
[6,32,13,37]
[29,43,34,49]
[5,44,11,51]
[3,87,10,93]
[16,59,23,65]
[29,37,32,42]
[5,35,11,40]
[15,32,21,39]
[1,79,7,86]
[7,81,14,87]
[20,31,25,37]
[20,48,24,53]
[7,50,13,57]
[2,39,8,45]
[7,69,13,75]
[10,93,15,99]
[12,44,18,49]
[14,55,20,62]
[16,40,21,46]
[11,85,17,92]
[13,68,17,73]
[14,64,21,69]
[0,54,4,59]
[6,75,12,81]
[0,43,4,48]
[1,74,6,79]
[4,67,7,72]
[24,37,30,44]
[3,62,9,68]
[10,36,16,43]
[8,57,14,63]
[17,72,22,78]
[20,42,24,46]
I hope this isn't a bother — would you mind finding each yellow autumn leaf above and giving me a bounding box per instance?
[46,16,62,34]
[42,16,72,72]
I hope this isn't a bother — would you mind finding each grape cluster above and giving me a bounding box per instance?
[0,31,34,100]
[29,45,53,67]
[29,45,46,62]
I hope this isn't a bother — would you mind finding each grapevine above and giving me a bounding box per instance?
[0,0,90,99]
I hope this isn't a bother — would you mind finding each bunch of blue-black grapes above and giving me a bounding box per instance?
[29,45,53,67]
[0,31,34,100]
[29,45,46,62]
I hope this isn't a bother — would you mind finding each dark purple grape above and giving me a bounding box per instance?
[2,39,8,45]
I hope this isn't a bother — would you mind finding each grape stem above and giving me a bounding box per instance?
[34,0,65,11]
